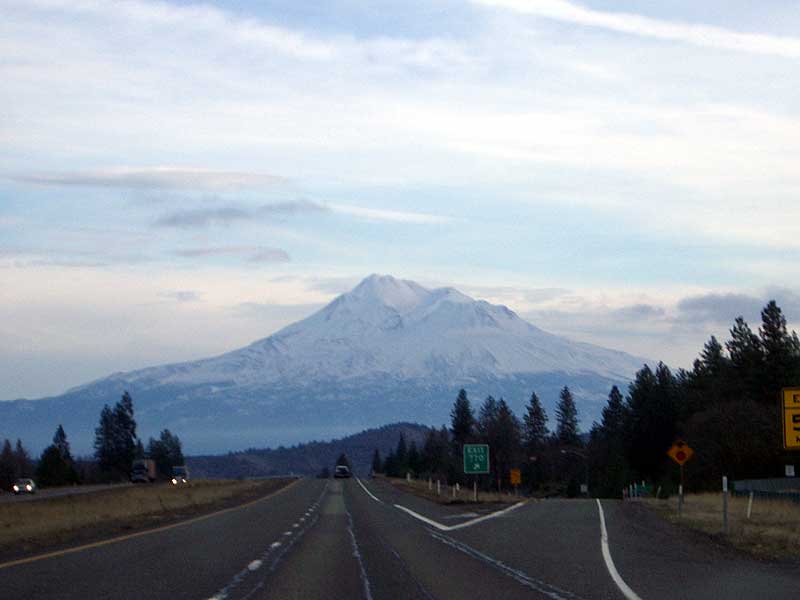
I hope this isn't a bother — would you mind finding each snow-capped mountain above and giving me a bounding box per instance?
[0,275,647,454]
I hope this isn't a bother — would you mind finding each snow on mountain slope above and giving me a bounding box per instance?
[2,275,649,454]
[91,274,643,391]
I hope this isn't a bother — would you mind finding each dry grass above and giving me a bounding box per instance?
[386,476,520,506]
[645,492,800,559]
[0,479,293,552]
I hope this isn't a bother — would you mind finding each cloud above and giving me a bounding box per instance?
[173,246,290,263]
[610,304,666,321]
[675,289,800,326]
[475,0,800,59]
[158,290,202,302]
[676,292,765,324]
[10,167,285,191]
[329,203,451,224]
[154,200,327,228]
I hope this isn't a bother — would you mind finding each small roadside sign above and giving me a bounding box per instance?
[463,444,490,474]
[786,464,796,477]
[510,468,521,486]
[667,439,694,466]
[782,388,800,450]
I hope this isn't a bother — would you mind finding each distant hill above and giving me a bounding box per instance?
[187,422,430,478]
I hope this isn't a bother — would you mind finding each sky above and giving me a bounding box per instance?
[2,0,800,399]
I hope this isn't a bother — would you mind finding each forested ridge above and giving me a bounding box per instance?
[377,300,800,496]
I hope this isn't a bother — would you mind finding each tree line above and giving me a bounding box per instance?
[0,390,184,488]
[375,300,800,497]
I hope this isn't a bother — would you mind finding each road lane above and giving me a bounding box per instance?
[0,482,133,504]
[346,477,586,600]
[1,478,326,600]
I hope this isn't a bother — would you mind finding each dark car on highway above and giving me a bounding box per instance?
[12,478,37,495]
[334,465,352,478]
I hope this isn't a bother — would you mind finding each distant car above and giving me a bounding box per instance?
[334,465,352,479]
[171,465,189,485]
[12,478,36,495]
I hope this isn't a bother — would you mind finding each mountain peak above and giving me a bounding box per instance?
[347,274,429,312]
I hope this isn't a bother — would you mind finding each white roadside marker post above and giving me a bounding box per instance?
[722,475,729,535]
[747,491,754,520]
[437,479,441,496]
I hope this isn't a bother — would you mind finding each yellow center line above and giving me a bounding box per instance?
[0,478,302,571]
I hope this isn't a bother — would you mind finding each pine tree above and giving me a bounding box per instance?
[335,453,351,468]
[395,433,408,475]
[555,386,580,445]
[760,301,800,395]
[53,424,72,461]
[477,395,499,442]
[600,386,624,435]
[494,399,522,490]
[148,429,185,479]
[113,391,138,473]
[450,389,474,447]
[371,449,382,474]
[14,439,32,478]
[522,392,548,453]
[407,441,420,475]
[0,439,14,490]
[94,404,116,475]
[37,426,79,486]
[726,317,765,404]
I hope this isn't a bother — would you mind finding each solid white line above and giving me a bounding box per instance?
[247,560,262,571]
[355,477,383,503]
[596,499,643,600]
[394,501,527,531]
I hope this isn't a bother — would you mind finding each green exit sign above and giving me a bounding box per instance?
[463,444,490,474]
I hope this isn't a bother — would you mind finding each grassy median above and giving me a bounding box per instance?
[645,493,800,559]
[0,478,295,555]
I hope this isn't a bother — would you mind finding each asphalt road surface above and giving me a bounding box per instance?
[2,477,799,599]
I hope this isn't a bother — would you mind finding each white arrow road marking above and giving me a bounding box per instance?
[394,501,526,531]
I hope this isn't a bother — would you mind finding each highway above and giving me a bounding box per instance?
[2,477,799,599]
[0,482,132,504]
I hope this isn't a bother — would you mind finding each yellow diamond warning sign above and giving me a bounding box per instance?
[667,439,694,466]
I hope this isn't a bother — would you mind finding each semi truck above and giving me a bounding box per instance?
[131,459,157,483]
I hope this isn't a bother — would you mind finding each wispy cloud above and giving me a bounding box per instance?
[173,246,290,263]
[475,0,800,59]
[154,200,327,228]
[329,203,451,224]
[158,290,202,302]
[10,167,285,191]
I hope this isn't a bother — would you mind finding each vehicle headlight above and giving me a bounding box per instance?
[171,478,177,485]
[26,485,32,491]
[13,485,19,492]
[181,478,186,483]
